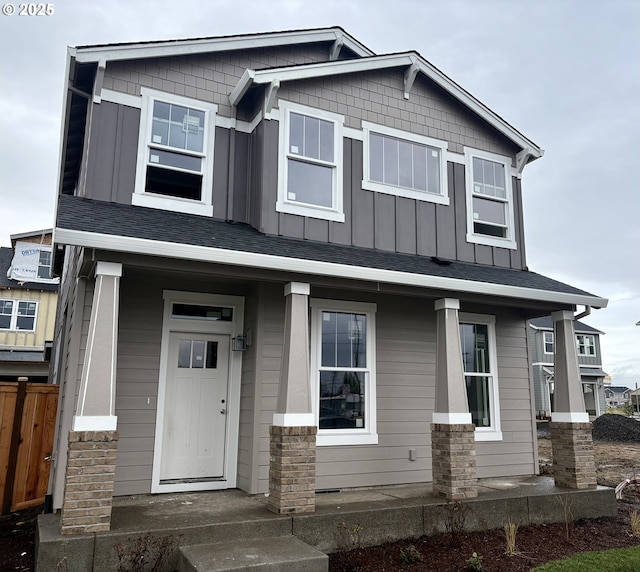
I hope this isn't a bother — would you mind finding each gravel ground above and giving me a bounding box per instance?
[592,414,640,442]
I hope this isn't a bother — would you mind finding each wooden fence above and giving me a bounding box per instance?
[0,382,59,514]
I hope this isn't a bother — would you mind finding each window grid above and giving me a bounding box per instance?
[543,332,554,354]
[0,299,37,331]
[576,334,596,356]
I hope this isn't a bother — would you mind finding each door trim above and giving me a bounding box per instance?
[151,290,244,493]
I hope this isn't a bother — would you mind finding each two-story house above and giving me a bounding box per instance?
[528,317,607,418]
[47,27,607,535]
[0,229,58,381]
[604,386,631,409]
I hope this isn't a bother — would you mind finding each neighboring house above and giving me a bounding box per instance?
[604,386,631,409]
[0,230,59,382]
[529,317,607,418]
[47,27,607,534]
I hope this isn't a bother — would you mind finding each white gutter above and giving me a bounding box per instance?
[54,227,607,309]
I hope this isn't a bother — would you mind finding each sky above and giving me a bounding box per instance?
[0,0,638,388]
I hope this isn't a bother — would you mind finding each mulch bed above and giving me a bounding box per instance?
[329,501,640,572]
[0,505,39,572]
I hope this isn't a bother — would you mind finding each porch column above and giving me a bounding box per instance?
[549,310,596,489]
[268,282,317,514]
[61,262,122,534]
[431,298,477,500]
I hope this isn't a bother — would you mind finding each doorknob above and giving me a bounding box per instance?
[220,408,227,414]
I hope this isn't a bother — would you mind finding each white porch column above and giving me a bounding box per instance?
[273,281,314,427]
[72,262,122,431]
[431,298,477,500]
[433,298,472,424]
[551,310,588,423]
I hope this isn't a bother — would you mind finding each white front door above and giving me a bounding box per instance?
[160,332,230,482]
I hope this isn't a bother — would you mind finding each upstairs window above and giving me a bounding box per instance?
[38,249,52,279]
[464,148,517,250]
[543,331,554,354]
[363,122,448,204]
[134,88,217,216]
[0,300,38,331]
[576,334,596,356]
[277,101,344,222]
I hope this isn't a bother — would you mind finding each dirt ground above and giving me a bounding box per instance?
[2,433,639,571]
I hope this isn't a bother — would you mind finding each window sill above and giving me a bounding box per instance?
[317,432,378,446]
[276,201,345,223]
[475,430,503,442]
[466,233,517,250]
[362,180,449,205]
[132,193,214,217]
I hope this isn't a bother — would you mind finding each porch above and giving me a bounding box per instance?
[36,475,616,572]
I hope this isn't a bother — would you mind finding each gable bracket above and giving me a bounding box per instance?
[92,59,107,104]
[264,80,280,114]
[330,37,344,61]
[516,147,541,177]
[403,60,419,100]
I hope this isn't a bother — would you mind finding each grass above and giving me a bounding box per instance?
[532,546,640,571]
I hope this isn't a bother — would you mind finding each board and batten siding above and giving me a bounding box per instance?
[0,289,57,349]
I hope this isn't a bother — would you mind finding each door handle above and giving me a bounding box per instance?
[220,408,227,414]
[44,454,53,462]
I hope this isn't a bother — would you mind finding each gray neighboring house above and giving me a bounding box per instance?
[604,386,631,408]
[528,317,607,418]
[47,27,608,535]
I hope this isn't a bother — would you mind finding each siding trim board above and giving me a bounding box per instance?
[54,227,607,309]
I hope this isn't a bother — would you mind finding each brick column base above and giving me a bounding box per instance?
[431,423,477,500]
[550,422,597,489]
[268,425,317,515]
[60,430,119,535]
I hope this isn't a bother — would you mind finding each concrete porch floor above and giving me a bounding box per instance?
[36,476,617,572]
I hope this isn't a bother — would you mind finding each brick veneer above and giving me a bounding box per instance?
[60,430,119,535]
[431,423,478,500]
[549,422,597,489]
[268,425,317,514]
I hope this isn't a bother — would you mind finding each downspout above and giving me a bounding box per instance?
[574,306,591,321]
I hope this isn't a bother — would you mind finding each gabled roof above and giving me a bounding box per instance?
[71,26,374,63]
[530,316,603,334]
[54,195,606,309]
[229,52,542,158]
[604,386,631,394]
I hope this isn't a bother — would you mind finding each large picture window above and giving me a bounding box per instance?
[277,101,344,222]
[0,299,38,331]
[464,148,516,250]
[134,88,217,216]
[459,314,501,440]
[363,122,448,204]
[310,299,377,446]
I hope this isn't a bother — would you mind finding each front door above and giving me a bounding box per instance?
[160,332,230,482]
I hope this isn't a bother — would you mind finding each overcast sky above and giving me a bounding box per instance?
[0,0,638,388]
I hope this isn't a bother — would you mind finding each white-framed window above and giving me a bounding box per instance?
[459,313,502,441]
[576,334,596,356]
[543,331,554,354]
[277,101,345,223]
[362,122,449,204]
[464,148,517,250]
[310,299,377,446]
[0,299,38,331]
[37,249,52,279]
[133,88,217,217]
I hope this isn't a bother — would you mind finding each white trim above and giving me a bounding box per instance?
[133,88,217,217]
[551,412,590,423]
[95,261,122,277]
[285,282,310,296]
[435,298,460,311]
[543,331,554,355]
[151,291,244,493]
[310,299,377,446]
[432,412,472,424]
[272,413,315,426]
[53,228,609,309]
[0,299,39,332]
[72,415,117,431]
[343,126,363,141]
[74,28,374,64]
[236,111,263,134]
[276,100,345,223]
[99,89,142,109]
[446,150,466,165]
[464,147,518,250]
[362,121,449,205]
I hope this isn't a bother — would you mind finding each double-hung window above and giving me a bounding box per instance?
[0,300,38,331]
[576,334,596,356]
[464,148,517,249]
[543,331,554,354]
[38,249,52,279]
[362,122,448,204]
[134,88,217,216]
[459,314,501,441]
[277,101,344,222]
[310,299,377,446]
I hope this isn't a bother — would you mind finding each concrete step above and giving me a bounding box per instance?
[178,536,328,572]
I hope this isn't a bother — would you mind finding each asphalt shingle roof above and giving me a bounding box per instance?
[56,194,600,300]
[529,316,603,334]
